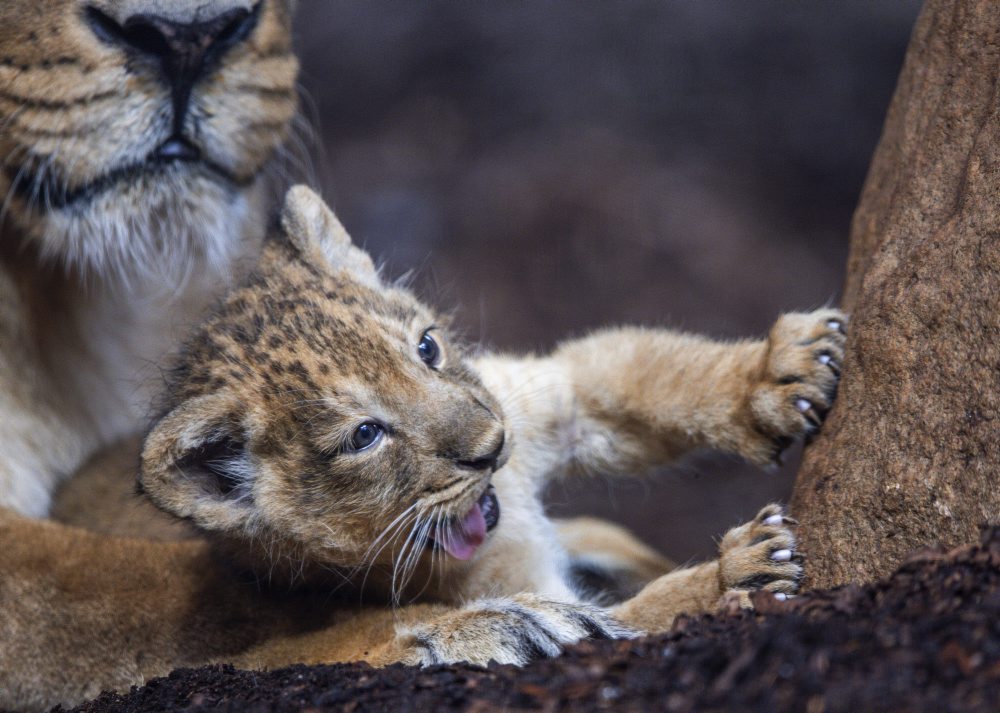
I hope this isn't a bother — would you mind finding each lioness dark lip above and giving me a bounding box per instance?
[155,136,202,163]
[5,146,251,211]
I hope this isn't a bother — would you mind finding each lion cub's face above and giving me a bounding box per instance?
[141,187,507,591]
[0,0,297,274]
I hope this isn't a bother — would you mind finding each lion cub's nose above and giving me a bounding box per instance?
[455,431,505,473]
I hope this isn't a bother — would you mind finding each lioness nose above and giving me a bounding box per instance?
[85,4,259,94]
[455,431,505,472]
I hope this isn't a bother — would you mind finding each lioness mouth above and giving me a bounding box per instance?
[428,486,500,561]
[6,140,250,211]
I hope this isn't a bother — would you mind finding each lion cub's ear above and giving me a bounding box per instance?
[281,185,379,283]
[139,393,259,532]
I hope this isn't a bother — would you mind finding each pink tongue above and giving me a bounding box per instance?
[440,502,487,560]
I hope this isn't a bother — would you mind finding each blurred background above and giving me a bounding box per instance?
[292,1,922,561]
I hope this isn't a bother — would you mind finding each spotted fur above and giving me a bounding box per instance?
[142,187,510,602]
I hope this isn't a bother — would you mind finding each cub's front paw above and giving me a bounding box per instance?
[718,503,802,600]
[400,593,636,667]
[748,308,847,463]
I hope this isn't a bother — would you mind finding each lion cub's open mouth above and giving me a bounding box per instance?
[427,486,500,561]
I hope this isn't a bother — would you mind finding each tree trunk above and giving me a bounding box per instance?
[791,0,1000,590]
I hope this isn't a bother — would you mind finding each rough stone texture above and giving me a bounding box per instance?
[68,528,1000,713]
[790,0,1000,590]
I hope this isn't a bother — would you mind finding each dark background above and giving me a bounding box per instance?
[291,1,922,561]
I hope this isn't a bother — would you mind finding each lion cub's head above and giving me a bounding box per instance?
[0,0,297,276]
[140,186,507,595]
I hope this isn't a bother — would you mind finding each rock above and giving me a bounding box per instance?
[790,0,1000,590]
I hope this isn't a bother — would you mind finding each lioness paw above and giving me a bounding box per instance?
[399,594,636,667]
[718,503,802,598]
[747,308,847,463]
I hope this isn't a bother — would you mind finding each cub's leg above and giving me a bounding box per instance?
[716,503,803,598]
[612,504,801,633]
[552,308,847,473]
[555,516,675,603]
[375,593,636,667]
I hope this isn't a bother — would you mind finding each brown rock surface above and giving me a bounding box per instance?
[790,0,1000,589]
[68,528,1000,712]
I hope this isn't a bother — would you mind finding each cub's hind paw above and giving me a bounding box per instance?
[718,503,803,598]
[399,593,636,667]
[747,308,847,463]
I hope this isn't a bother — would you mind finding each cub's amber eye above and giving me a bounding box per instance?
[417,330,441,368]
[348,422,383,452]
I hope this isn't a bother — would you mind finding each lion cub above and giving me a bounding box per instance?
[140,186,842,639]
[0,186,845,710]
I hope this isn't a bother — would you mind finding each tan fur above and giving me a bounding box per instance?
[0,504,790,712]
[0,0,298,516]
[553,517,676,600]
[3,186,845,711]
[51,436,197,540]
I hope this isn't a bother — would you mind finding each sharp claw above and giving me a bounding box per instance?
[764,514,784,526]
[795,398,812,413]
[773,592,788,601]
[826,319,846,334]
[770,549,793,562]
[817,351,842,377]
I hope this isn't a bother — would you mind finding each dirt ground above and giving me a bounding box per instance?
[67,527,1000,712]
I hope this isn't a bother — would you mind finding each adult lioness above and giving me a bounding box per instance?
[0,0,298,515]
[0,186,843,711]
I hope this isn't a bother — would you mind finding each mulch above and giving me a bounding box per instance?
[67,528,1000,712]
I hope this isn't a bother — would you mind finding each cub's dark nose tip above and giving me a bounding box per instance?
[85,4,260,88]
[456,433,505,472]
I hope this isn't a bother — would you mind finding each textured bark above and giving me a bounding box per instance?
[791,0,1000,589]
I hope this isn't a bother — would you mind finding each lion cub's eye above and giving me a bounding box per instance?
[417,330,442,368]
[348,422,383,452]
